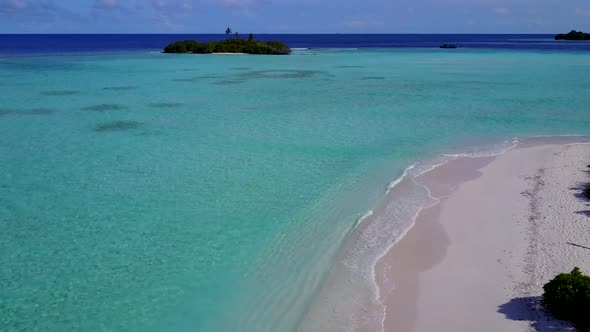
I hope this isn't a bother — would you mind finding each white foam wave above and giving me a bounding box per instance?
[412,159,451,178]
[443,137,519,158]
[355,210,374,226]
[385,163,416,194]
[339,137,523,332]
[529,134,587,137]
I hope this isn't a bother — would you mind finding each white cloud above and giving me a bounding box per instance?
[219,0,266,9]
[0,0,28,12]
[146,0,193,31]
[494,7,509,14]
[220,0,251,6]
[343,19,384,30]
[0,0,81,19]
[94,0,120,10]
[151,0,192,12]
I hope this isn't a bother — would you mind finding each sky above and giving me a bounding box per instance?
[0,0,589,34]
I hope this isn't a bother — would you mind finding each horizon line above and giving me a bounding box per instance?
[0,32,560,35]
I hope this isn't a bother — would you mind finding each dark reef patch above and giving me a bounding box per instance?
[0,108,56,117]
[173,75,222,82]
[0,108,14,116]
[103,86,138,91]
[360,76,386,80]
[82,104,127,112]
[335,65,364,68]
[175,70,322,84]
[147,102,185,108]
[24,108,56,115]
[240,106,259,111]
[95,120,142,132]
[0,61,97,72]
[213,80,245,86]
[197,75,223,79]
[41,90,79,96]
[172,77,199,82]
[239,70,323,79]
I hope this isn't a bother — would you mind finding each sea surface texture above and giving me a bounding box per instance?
[1,35,589,331]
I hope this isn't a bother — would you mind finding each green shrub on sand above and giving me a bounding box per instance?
[543,267,590,330]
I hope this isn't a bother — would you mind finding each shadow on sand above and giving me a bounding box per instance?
[569,167,590,216]
[498,296,574,331]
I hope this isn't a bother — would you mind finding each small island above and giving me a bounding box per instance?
[164,28,292,55]
[555,30,590,41]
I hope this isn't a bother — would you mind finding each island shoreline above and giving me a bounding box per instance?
[376,139,590,332]
[297,136,590,332]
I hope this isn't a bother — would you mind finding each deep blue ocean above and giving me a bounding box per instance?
[1,34,590,55]
[1,34,590,331]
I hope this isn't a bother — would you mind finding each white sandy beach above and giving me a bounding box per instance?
[377,142,590,332]
[211,52,249,55]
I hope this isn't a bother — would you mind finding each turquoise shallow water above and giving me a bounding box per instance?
[1,49,590,331]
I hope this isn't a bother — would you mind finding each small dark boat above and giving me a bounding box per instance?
[440,44,458,49]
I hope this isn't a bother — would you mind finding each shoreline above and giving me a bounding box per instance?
[297,136,590,332]
[211,52,249,55]
[377,141,590,331]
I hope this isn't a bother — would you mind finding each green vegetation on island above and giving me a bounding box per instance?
[555,30,590,41]
[163,28,291,55]
[543,267,590,330]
